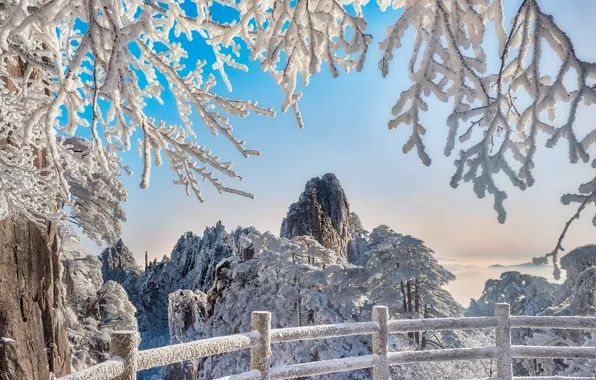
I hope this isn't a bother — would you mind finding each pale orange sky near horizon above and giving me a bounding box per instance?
[116,136,596,266]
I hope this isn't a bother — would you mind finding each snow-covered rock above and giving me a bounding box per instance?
[101,222,237,349]
[466,271,558,317]
[60,227,136,372]
[280,173,354,261]
[101,238,141,289]
[164,290,208,380]
[169,222,237,292]
[347,212,369,265]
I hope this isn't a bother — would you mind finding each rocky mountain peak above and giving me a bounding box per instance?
[169,221,236,287]
[280,173,353,260]
[101,238,141,285]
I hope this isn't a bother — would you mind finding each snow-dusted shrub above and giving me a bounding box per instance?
[60,227,137,371]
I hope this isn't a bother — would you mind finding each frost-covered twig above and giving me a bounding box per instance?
[2,0,596,255]
[1,0,370,231]
[535,186,596,279]
[379,0,596,271]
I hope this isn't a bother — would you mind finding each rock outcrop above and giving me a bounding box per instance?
[61,228,137,372]
[347,212,369,265]
[280,173,354,260]
[169,222,236,292]
[101,238,141,287]
[101,222,237,349]
[164,290,208,380]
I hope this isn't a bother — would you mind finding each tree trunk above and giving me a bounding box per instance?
[0,52,70,380]
[297,276,302,327]
[414,278,420,345]
[0,215,70,379]
[407,280,412,313]
[421,304,428,349]
[400,280,407,312]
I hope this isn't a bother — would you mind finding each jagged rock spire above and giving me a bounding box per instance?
[280,173,354,260]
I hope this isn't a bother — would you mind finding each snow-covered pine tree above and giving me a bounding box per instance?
[522,245,596,377]
[465,271,560,376]
[365,226,462,318]
[363,225,463,350]
[466,271,558,318]
[560,333,596,378]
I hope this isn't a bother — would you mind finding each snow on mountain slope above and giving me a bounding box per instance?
[101,221,238,349]
[166,229,493,379]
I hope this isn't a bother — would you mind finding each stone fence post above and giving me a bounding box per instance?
[250,311,271,380]
[110,330,140,380]
[495,303,512,380]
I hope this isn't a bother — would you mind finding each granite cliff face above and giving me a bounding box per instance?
[280,173,356,261]
[0,217,69,380]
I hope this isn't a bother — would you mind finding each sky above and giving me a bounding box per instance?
[83,0,596,305]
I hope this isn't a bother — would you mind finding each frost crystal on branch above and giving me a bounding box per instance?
[1,0,596,255]
[379,0,596,270]
[0,0,374,236]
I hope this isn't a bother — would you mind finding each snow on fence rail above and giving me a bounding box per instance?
[58,303,596,380]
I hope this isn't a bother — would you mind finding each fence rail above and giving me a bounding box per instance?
[58,303,596,380]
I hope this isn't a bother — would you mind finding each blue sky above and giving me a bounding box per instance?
[84,0,596,277]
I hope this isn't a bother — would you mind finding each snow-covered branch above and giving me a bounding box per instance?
[379,0,596,268]
[2,0,596,254]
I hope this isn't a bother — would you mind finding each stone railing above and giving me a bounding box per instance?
[58,303,596,380]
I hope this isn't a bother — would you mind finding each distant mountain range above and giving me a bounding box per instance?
[489,262,543,268]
